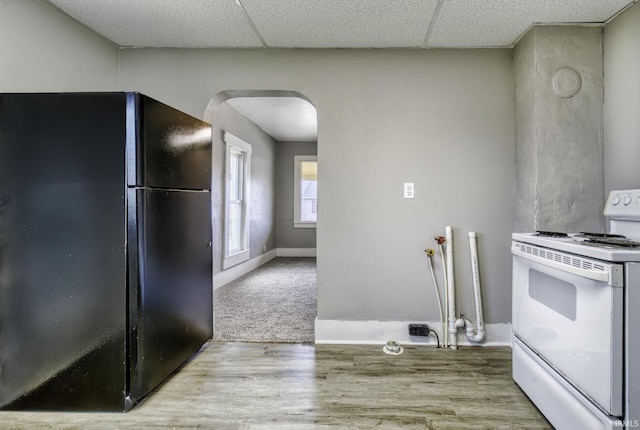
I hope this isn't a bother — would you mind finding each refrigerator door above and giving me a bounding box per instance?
[127,94,212,190]
[0,93,128,410]
[128,188,212,401]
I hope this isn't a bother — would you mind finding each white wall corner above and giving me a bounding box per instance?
[214,249,277,290]
[314,319,512,347]
[276,248,317,257]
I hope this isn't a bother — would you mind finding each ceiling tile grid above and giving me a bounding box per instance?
[240,0,438,48]
[47,0,636,48]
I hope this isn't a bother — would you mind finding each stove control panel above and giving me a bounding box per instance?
[605,189,640,220]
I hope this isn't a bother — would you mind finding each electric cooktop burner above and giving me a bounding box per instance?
[535,231,568,237]
[579,232,625,238]
[584,237,640,248]
[574,232,640,248]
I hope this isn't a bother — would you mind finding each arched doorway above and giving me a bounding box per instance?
[205,90,318,343]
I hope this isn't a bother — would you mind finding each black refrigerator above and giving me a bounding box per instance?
[0,92,213,411]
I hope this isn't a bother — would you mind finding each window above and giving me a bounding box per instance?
[294,155,317,228]
[223,132,252,269]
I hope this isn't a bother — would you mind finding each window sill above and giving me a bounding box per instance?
[294,223,316,229]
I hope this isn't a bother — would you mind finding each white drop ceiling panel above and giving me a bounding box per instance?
[427,0,634,48]
[47,0,262,48]
[240,0,438,48]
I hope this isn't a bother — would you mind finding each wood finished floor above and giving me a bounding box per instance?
[0,343,552,429]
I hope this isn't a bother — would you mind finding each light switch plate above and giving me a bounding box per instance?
[404,183,415,199]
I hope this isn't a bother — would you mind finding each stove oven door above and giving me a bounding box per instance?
[512,242,623,417]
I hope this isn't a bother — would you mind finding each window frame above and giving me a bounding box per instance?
[223,132,252,269]
[294,155,318,229]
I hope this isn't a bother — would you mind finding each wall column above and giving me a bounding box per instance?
[514,26,604,233]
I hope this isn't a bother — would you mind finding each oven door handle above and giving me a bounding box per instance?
[512,247,623,286]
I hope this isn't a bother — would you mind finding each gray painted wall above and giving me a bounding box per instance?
[604,2,640,193]
[514,26,605,233]
[0,0,118,92]
[276,141,318,249]
[117,48,516,324]
[210,103,277,275]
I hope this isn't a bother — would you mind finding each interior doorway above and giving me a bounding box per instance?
[204,90,318,343]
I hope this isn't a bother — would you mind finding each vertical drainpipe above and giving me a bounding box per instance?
[445,226,457,350]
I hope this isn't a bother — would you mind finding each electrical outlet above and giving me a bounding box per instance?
[408,323,430,337]
[404,182,415,199]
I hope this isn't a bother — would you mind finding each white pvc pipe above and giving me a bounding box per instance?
[464,232,485,343]
[426,252,444,342]
[438,243,448,347]
[445,226,457,350]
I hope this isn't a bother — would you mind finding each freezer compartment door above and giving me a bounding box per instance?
[126,93,212,190]
[128,188,212,401]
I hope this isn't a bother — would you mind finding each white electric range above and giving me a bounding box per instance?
[512,189,640,430]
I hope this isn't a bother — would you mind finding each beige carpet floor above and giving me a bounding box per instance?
[213,257,317,343]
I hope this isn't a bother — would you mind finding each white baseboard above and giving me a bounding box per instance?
[276,248,317,257]
[314,319,512,347]
[214,249,277,290]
